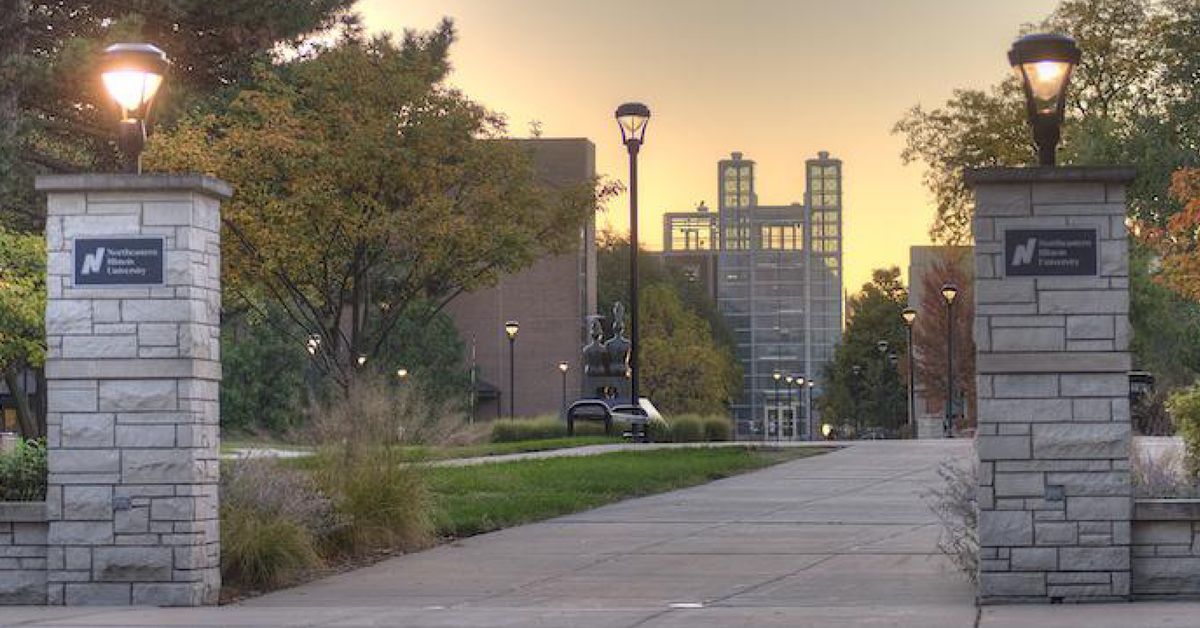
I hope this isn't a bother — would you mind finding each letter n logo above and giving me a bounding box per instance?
[81,247,106,275]
[1011,238,1037,267]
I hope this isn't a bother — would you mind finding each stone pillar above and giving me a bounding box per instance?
[36,174,229,606]
[969,166,1135,603]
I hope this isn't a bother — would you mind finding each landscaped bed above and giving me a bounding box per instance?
[220,444,825,602]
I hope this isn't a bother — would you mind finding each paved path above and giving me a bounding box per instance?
[8,440,1200,627]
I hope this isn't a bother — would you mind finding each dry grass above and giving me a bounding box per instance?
[922,455,978,583]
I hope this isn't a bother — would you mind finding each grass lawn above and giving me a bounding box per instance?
[427,446,825,538]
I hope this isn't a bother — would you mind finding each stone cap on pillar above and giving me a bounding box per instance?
[35,173,233,199]
[965,166,1136,187]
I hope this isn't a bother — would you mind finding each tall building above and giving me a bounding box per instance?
[663,151,844,438]
[445,138,597,420]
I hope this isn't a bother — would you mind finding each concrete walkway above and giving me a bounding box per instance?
[7,440,1200,627]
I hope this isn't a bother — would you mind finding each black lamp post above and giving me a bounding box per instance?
[505,320,520,418]
[772,371,782,441]
[784,374,794,439]
[851,364,863,435]
[101,43,169,174]
[901,307,917,437]
[1008,34,1081,166]
[558,361,569,417]
[615,102,650,405]
[875,340,889,431]
[795,375,806,440]
[941,282,959,437]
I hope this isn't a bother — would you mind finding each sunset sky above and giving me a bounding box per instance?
[360,0,1060,291]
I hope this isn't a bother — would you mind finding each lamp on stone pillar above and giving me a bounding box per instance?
[1008,34,1081,166]
[100,43,169,174]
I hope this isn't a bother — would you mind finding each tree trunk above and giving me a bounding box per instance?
[0,0,30,143]
[3,367,38,438]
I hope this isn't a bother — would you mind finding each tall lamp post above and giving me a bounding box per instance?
[772,371,782,441]
[941,282,959,437]
[875,340,889,433]
[901,308,917,437]
[101,43,169,174]
[1008,34,1081,166]
[806,379,815,441]
[505,320,520,418]
[557,361,570,418]
[794,375,806,441]
[784,374,795,439]
[615,102,650,405]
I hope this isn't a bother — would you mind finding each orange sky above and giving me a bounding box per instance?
[360,0,1060,292]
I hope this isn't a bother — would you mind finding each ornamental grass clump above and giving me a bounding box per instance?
[314,446,433,555]
[0,438,47,501]
[921,455,978,583]
[220,458,338,590]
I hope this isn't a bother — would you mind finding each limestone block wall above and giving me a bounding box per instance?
[36,174,229,606]
[969,167,1136,603]
[1131,500,1200,597]
[0,504,48,604]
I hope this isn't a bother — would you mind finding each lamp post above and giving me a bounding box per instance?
[558,361,570,417]
[615,102,650,405]
[795,375,806,441]
[901,307,917,437]
[1008,34,1081,166]
[941,282,959,438]
[875,340,889,433]
[807,379,816,441]
[851,364,863,436]
[505,320,520,418]
[772,370,782,441]
[784,374,794,439]
[100,43,169,174]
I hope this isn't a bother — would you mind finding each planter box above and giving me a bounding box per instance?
[1133,499,1200,599]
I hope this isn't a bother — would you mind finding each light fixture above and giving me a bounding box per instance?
[785,374,794,384]
[876,340,889,355]
[305,334,321,356]
[356,355,367,367]
[773,371,782,381]
[941,282,959,304]
[100,43,169,173]
[558,361,569,373]
[821,423,833,439]
[396,368,409,380]
[1008,34,1080,166]
[504,320,520,340]
[901,307,917,327]
[796,375,806,387]
[615,102,651,147]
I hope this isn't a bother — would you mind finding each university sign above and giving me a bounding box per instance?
[73,236,166,286]
[1003,228,1097,277]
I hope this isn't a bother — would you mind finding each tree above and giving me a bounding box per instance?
[0,227,45,437]
[819,267,909,434]
[0,0,357,231]
[145,28,607,393]
[638,283,741,416]
[911,250,976,429]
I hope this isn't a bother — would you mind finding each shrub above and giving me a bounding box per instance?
[0,438,47,501]
[921,456,978,582]
[1168,385,1200,478]
[220,458,335,589]
[309,374,470,449]
[645,416,671,442]
[702,417,732,442]
[492,417,566,442]
[669,416,705,443]
[1132,443,1194,498]
[314,447,432,554]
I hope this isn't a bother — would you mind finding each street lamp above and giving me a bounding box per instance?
[784,374,794,439]
[795,375,806,441]
[100,43,169,174]
[615,102,650,406]
[1008,34,1081,166]
[772,370,782,441]
[806,379,816,441]
[505,320,520,418]
[396,368,409,381]
[875,340,889,432]
[558,361,570,417]
[901,307,917,437]
[941,282,959,438]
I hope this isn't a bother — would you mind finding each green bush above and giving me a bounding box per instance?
[315,447,431,554]
[669,416,705,443]
[1169,385,1200,478]
[702,417,732,442]
[492,417,566,442]
[645,416,671,442]
[0,439,47,501]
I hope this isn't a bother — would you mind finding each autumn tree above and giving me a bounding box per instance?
[0,0,357,231]
[0,228,45,437]
[819,267,909,435]
[911,249,976,429]
[638,283,741,416]
[145,27,606,392]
